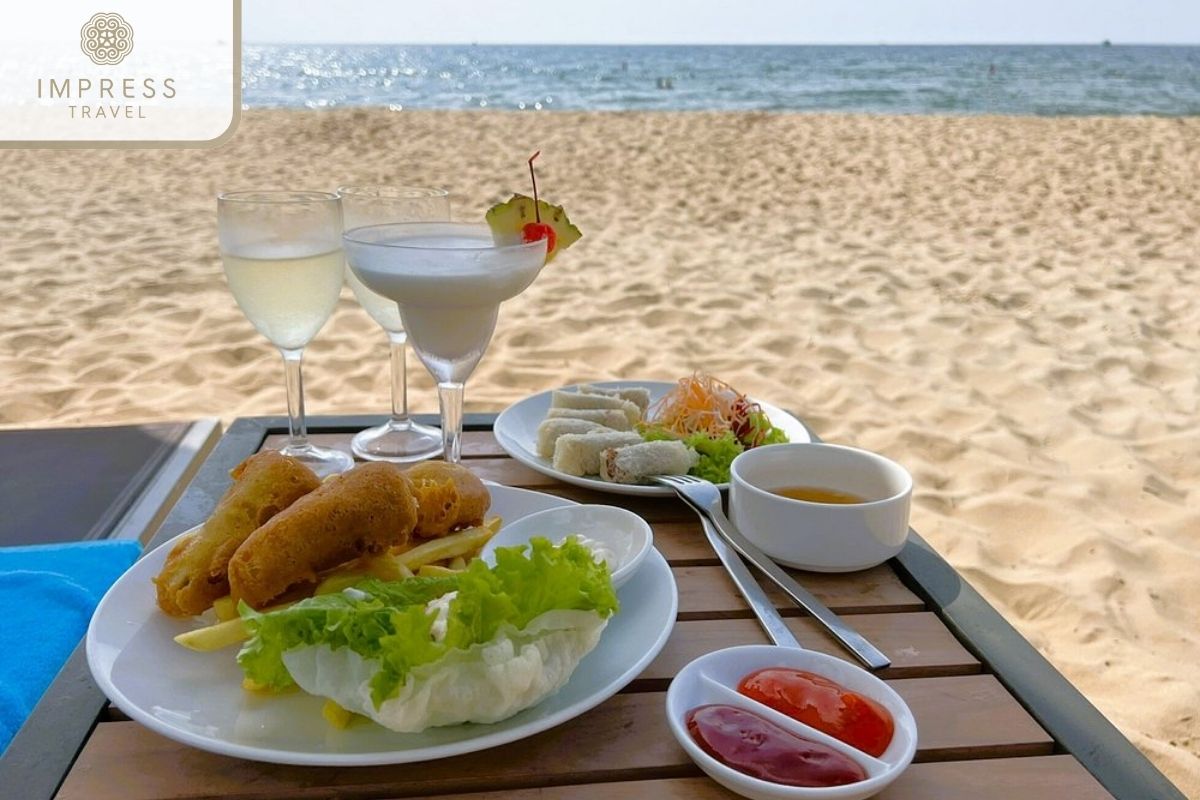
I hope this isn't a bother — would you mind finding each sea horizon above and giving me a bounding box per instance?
[243,43,1200,115]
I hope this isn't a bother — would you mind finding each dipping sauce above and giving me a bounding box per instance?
[772,486,865,504]
[686,704,866,787]
[738,668,894,757]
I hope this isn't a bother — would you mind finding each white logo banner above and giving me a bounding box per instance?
[0,0,239,146]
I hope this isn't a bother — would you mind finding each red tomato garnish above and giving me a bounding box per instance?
[687,705,866,787]
[522,221,556,254]
[738,669,894,757]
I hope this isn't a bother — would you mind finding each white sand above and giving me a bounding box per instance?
[0,110,1197,793]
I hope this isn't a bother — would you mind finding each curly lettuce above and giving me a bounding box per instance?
[237,538,617,708]
[742,409,790,448]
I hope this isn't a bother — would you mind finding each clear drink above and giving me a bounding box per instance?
[222,244,344,351]
[345,267,403,331]
[217,190,354,477]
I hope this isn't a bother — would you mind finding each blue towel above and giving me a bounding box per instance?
[0,540,141,754]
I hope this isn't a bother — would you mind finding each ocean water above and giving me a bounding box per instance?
[243,44,1200,115]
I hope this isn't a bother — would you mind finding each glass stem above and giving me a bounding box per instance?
[281,347,308,449]
[437,381,465,463]
[387,330,410,425]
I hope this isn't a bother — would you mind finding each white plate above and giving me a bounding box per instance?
[85,483,678,766]
[494,380,812,497]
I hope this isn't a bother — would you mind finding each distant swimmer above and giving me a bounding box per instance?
[989,63,996,76]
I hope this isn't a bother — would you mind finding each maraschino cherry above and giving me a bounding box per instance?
[521,151,557,256]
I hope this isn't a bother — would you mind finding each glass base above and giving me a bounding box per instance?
[351,418,443,463]
[278,442,355,478]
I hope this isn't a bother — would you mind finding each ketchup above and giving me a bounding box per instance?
[738,668,894,757]
[686,704,866,787]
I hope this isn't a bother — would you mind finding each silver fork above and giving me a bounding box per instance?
[651,474,891,670]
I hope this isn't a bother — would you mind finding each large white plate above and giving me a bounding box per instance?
[85,483,678,766]
[494,380,812,497]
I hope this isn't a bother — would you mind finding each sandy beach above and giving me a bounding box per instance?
[0,109,1197,792]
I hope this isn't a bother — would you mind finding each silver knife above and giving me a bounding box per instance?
[699,517,801,648]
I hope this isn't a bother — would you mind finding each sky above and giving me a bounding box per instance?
[244,0,1200,45]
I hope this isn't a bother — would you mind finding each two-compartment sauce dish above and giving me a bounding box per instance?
[667,645,917,800]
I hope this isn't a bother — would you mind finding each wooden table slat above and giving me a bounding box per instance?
[56,676,1051,800]
[642,614,979,684]
[650,521,723,563]
[674,564,923,618]
[393,756,1115,800]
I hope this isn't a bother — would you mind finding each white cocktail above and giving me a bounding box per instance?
[337,186,450,463]
[343,222,547,462]
[218,191,355,477]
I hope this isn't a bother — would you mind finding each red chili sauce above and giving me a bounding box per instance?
[738,668,894,757]
[686,704,866,788]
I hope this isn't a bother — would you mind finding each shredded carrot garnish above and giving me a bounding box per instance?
[645,373,762,440]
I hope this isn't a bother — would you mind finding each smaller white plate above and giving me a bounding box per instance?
[494,380,811,497]
[666,646,917,800]
[481,504,653,588]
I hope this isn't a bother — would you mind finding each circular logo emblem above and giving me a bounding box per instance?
[80,12,134,66]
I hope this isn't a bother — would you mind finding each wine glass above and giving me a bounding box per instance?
[342,222,547,463]
[217,191,354,477]
[336,186,449,462]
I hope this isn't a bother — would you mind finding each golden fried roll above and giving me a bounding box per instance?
[405,461,490,538]
[228,462,419,609]
[154,451,321,617]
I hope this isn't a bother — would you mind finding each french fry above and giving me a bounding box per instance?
[416,564,459,578]
[175,597,298,651]
[322,699,357,729]
[242,676,270,693]
[448,556,467,571]
[174,617,248,651]
[394,518,501,570]
[314,573,365,596]
[243,677,298,695]
[212,595,237,622]
[313,551,419,596]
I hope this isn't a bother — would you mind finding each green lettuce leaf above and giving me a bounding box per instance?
[743,410,789,448]
[236,538,617,707]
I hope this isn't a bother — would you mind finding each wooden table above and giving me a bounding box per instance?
[6,415,1186,800]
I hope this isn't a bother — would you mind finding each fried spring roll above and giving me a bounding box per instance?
[550,390,640,425]
[405,461,490,538]
[552,431,644,477]
[545,408,632,431]
[536,417,606,458]
[153,451,321,617]
[577,384,652,415]
[599,440,700,484]
[228,462,419,609]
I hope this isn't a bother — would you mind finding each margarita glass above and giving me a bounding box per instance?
[217,190,354,477]
[342,222,547,462]
[337,186,450,462]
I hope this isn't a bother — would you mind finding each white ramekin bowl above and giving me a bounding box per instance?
[728,443,912,572]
